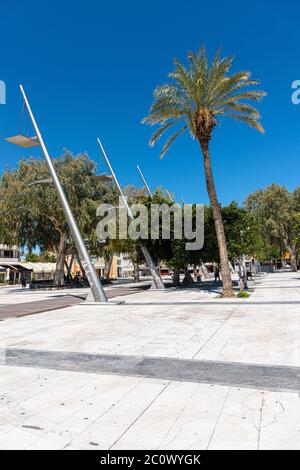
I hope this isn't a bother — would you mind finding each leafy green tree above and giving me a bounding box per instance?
[222,203,262,260]
[143,46,265,296]
[0,151,118,285]
[245,184,300,271]
[25,251,57,262]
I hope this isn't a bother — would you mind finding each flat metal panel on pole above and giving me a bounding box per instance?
[20,85,108,303]
[97,138,165,290]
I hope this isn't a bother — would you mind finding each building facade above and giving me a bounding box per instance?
[0,245,22,284]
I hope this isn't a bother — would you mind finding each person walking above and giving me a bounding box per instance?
[214,266,220,282]
[21,274,26,289]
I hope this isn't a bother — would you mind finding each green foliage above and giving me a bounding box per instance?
[143,46,265,157]
[222,202,263,260]
[25,251,56,262]
[245,184,300,264]
[0,151,119,278]
[237,291,250,298]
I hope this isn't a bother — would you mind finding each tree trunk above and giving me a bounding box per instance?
[131,245,140,283]
[54,233,68,286]
[199,140,234,297]
[104,254,113,280]
[183,267,195,284]
[289,248,298,272]
[172,268,180,286]
[133,261,140,283]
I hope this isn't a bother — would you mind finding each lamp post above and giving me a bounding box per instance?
[97,139,165,290]
[166,190,174,203]
[19,85,108,303]
[240,229,249,290]
[137,165,152,197]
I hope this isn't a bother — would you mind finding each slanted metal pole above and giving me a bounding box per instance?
[137,165,152,197]
[166,189,174,203]
[20,85,108,303]
[97,138,165,290]
[243,254,248,290]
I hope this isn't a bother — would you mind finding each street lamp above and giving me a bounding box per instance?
[6,85,108,303]
[240,229,249,290]
[97,139,165,290]
[137,165,152,197]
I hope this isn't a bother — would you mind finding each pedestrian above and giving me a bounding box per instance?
[214,266,220,282]
[21,274,26,289]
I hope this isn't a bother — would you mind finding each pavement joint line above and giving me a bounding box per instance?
[192,305,240,359]
[206,386,231,449]
[62,377,140,450]
[108,380,172,450]
[3,348,300,393]
[257,391,265,450]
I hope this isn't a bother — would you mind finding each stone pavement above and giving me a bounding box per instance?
[0,285,147,320]
[0,271,300,449]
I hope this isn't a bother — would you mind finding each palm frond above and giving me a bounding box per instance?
[143,45,266,154]
[149,120,176,146]
[216,102,261,118]
[225,113,265,133]
[142,109,187,125]
[160,126,188,159]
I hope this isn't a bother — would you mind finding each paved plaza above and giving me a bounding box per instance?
[0,272,300,449]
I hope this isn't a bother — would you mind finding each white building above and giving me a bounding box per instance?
[0,245,22,284]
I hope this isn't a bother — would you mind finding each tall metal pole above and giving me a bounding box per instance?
[166,189,174,203]
[137,165,152,197]
[20,85,108,303]
[243,254,248,290]
[97,138,165,290]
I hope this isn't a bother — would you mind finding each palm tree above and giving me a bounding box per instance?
[143,47,265,297]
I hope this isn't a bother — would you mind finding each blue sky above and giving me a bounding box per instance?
[0,0,299,205]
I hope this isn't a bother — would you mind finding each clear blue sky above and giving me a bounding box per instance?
[0,0,299,205]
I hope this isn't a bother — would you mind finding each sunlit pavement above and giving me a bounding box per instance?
[1,271,300,449]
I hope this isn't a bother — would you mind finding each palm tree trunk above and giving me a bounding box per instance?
[199,140,234,297]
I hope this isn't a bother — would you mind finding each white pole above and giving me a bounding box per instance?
[166,190,174,203]
[137,165,152,197]
[243,254,248,290]
[20,85,108,303]
[97,138,165,290]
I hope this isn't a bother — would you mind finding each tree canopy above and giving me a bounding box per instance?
[245,184,300,270]
[0,151,119,284]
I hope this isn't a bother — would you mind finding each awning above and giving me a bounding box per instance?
[0,262,56,273]
[0,263,19,271]
[18,263,34,271]
[0,266,7,273]
[24,262,56,274]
